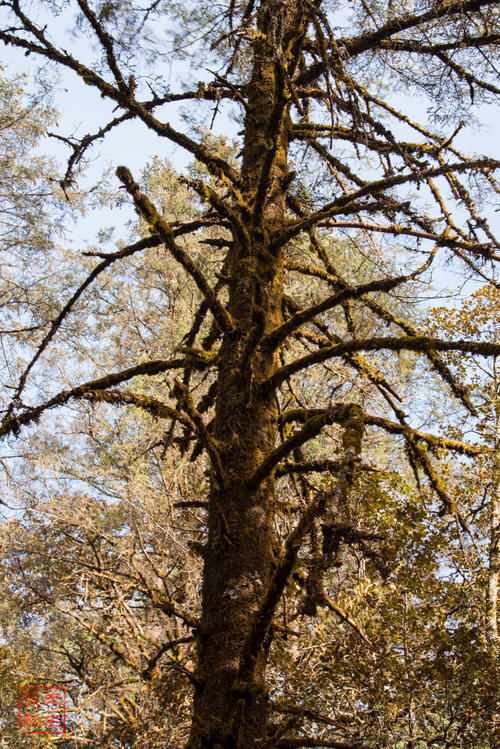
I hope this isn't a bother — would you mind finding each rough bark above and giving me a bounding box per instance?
[486,355,500,647]
[187,2,301,746]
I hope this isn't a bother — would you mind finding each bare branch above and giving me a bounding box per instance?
[264,249,436,348]
[116,166,235,335]
[264,337,500,392]
[297,0,500,84]
[3,235,162,422]
[276,158,500,246]
[0,358,192,439]
[282,408,481,457]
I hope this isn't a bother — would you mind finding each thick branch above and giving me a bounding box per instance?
[264,337,500,392]
[81,388,191,426]
[367,416,481,457]
[282,408,481,457]
[265,250,435,348]
[0,358,191,440]
[275,458,373,477]
[248,404,362,488]
[238,406,364,681]
[297,0,500,84]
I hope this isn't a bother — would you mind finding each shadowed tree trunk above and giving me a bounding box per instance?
[188,3,300,744]
[486,354,499,647]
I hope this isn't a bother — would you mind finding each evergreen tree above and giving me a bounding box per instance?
[0,2,499,746]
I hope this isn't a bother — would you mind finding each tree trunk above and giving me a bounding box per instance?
[486,354,499,647]
[187,2,301,746]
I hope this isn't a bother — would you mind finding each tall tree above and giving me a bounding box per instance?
[1,1,500,747]
[0,65,61,381]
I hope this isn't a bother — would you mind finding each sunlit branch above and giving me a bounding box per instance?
[141,635,195,681]
[265,337,500,393]
[284,243,477,414]
[282,408,481,457]
[248,403,361,488]
[314,219,497,260]
[284,294,403,404]
[366,416,484,458]
[179,175,251,251]
[292,124,428,165]
[170,378,226,487]
[0,358,192,440]
[83,384,226,484]
[275,458,375,477]
[276,159,500,246]
[81,388,192,427]
[3,235,162,423]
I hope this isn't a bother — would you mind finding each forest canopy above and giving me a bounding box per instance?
[0,1,499,747]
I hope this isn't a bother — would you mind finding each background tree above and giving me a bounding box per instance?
[0,1,500,747]
[0,64,61,387]
[427,285,500,646]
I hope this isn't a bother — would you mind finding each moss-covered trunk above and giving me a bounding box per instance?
[187,3,301,746]
[486,354,499,648]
